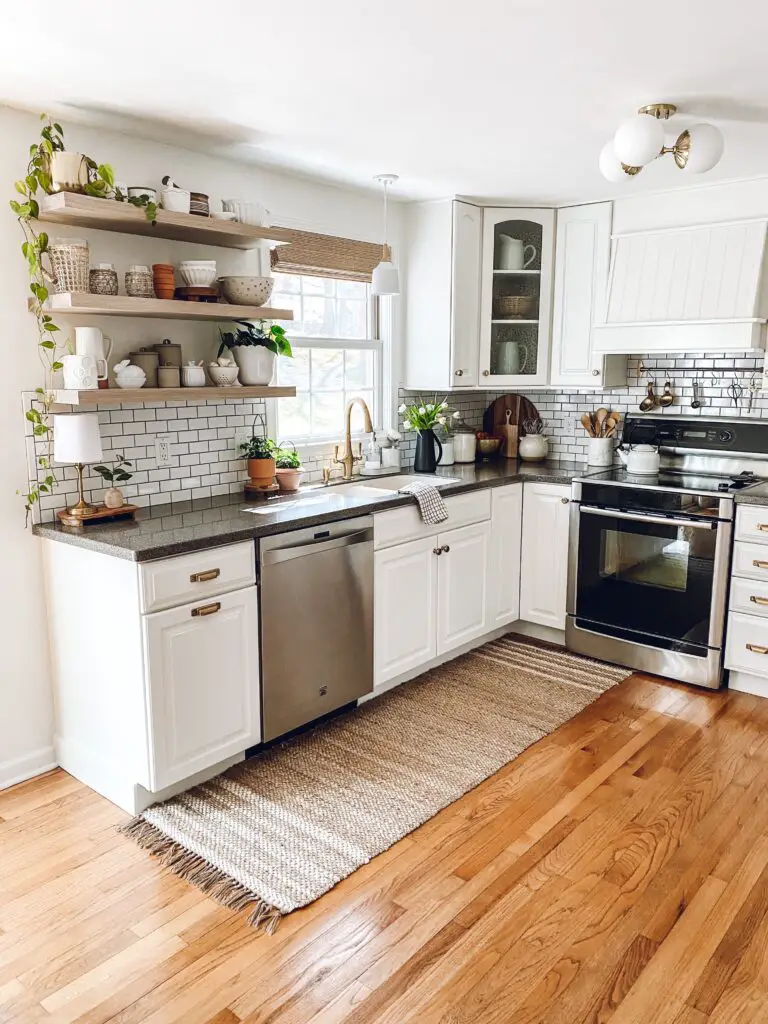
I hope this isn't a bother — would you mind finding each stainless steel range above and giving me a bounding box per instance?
[566,414,768,689]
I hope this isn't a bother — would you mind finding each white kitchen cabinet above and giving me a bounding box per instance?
[404,198,482,390]
[478,208,555,387]
[144,587,261,791]
[489,483,523,627]
[519,482,571,630]
[549,203,626,389]
[437,521,491,654]
[374,536,438,685]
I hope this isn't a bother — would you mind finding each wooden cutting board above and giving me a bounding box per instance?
[482,394,541,459]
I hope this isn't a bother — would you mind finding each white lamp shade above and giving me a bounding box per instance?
[599,141,634,183]
[682,123,724,173]
[371,260,400,296]
[613,115,664,167]
[53,413,103,464]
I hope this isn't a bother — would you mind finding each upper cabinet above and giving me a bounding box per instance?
[478,208,555,387]
[549,203,625,388]
[405,199,482,390]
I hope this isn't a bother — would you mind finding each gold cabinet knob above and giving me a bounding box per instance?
[483,370,490,376]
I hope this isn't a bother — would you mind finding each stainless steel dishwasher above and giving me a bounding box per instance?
[258,516,374,742]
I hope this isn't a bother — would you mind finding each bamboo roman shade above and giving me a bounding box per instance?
[270,228,387,283]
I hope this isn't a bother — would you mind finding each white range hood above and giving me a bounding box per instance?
[593,218,768,353]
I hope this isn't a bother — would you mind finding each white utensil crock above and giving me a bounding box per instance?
[232,346,276,385]
[587,437,614,467]
[497,235,536,270]
[75,327,112,381]
[62,354,99,390]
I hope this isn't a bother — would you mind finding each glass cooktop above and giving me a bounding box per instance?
[581,467,761,496]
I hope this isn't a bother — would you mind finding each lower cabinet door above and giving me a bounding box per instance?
[489,484,523,626]
[437,520,491,655]
[374,536,438,686]
[519,483,571,629]
[144,586,261,791]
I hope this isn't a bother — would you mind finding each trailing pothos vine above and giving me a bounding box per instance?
[10,115,156,524]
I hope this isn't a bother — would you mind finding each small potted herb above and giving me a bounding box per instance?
[218,320,293,385]
[240,435,276,490]
[274,444,303,493]
[93,453,133,508]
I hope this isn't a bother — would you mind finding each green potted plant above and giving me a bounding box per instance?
[218,320,293,385]
[398,396,450,473]
[240,435,276,490]
[93,453,133,508]
[274,444,303,493]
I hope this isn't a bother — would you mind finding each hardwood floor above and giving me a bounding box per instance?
[2,672,768,1023]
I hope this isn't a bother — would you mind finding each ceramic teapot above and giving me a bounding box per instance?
[617,444,660,475]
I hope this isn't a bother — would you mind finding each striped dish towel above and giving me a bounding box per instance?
[398,480,449,524]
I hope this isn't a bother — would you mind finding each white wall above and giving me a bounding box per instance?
[0,104,403,789]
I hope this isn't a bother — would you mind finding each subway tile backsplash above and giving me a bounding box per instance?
[399,353,768,466]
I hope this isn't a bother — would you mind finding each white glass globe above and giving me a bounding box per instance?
[614,115,665,167]
[682,123,725,173]
[599,141,632,183]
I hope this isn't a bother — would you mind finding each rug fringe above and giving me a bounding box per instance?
[119,817,282,934]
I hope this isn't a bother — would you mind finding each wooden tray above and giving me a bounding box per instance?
[57,504,139,528]
[482,394,541,459]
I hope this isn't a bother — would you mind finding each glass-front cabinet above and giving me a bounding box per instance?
[478,208,555,387]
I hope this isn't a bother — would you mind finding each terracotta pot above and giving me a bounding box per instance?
[233,346,276,385]
[104,487,124,508]
[247,457,275,489]
[275,467,304,492]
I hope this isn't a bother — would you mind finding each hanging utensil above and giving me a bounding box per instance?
[727,378,743,408]
[659,381,674,408]
[691,378,702,409]
[639,381,657,412]
[748,372,761,413]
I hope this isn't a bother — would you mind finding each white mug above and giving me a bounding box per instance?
[75,327,112,380]
[497,235,536,271]
[62,353,99,390]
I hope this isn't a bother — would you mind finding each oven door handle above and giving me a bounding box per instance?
[579,505,717,530]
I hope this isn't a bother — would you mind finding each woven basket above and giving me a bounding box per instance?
[495,294,536,319]
[49,241,90,294]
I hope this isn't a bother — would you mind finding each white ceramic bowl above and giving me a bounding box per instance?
[208,364,240,386]
[218,275,274,306]
[221,200,270,226]
[115,371,146,389]
[212,211,237,222]
[179,261,218,287]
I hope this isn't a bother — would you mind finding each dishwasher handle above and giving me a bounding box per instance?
[261,528,372,566]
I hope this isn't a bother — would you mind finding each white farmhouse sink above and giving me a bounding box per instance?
[357,474,461,491]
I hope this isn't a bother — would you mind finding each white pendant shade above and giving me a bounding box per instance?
[599,141,633,183]
[682,123,725,173]
[371,259,400,296]
[613,115,664,167]
[53,412,103,464]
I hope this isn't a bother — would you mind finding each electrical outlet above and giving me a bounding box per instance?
[155,435,172,468]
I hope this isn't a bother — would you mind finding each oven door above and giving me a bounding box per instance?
[567,504,731,669]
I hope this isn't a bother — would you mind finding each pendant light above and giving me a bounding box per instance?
[371,173,399,296]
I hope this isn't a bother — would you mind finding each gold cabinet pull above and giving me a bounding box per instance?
[746,642,768,654]
[750,595,768,606]
[757,524,768,532]
[752,560,768,569]
[190,568,221,583]
[191,601,221,618]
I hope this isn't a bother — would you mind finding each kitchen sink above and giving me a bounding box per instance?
[355,474,461,491]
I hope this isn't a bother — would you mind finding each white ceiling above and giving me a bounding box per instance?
[2,0,768,204]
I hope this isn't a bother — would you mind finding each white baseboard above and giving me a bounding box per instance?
[0,746,57,791]
[728,670,768,699]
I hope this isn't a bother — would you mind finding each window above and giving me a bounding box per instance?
[271,273,381,443]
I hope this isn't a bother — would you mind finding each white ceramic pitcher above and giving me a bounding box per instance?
[75,327,112,381]
[497,235,536,271]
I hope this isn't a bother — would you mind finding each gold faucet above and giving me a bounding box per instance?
[334,397,374,480]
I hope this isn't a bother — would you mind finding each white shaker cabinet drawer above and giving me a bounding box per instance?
[374,490,491,549]
[725,611,768,677]
[729,577,768,618]
[735,505,768,544]
[731,541,768,582]
[139,541,256,613]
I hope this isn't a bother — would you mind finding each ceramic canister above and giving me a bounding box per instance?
[453,431,477,463]
[157,365,181,388]
[130,348,160,388]
[152,338,183,368]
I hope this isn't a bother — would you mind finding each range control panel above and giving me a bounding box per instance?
[621,415,766,453]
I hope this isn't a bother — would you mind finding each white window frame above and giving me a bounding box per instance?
[266,277,392,451]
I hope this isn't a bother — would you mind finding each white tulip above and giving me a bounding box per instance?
[440,401,448,409]
[398,403,407,413]
[452,410,461,419]
[418,406,426,415]
[437,415,446,425]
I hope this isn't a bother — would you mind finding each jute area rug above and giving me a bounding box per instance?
[122,635,630,931]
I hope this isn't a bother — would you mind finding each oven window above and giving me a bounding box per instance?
[576,511,718,647]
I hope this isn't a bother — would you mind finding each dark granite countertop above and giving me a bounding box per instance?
[33,458,590,562]
[734,482,768,506]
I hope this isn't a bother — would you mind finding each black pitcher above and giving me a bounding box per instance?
[414,429,443,473]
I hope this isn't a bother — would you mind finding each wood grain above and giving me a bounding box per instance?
[2,671,768,1023]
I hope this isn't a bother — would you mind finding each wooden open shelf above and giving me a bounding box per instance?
[49,385,296,408]
[38,192,292,249]
[35,293,293,322]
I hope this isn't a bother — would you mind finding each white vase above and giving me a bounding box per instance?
[440,439,455,466]
[233,346,276,385]
[104,487,124,508]
[518,434,549,462]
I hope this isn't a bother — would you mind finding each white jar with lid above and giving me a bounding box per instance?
[453,429,477,463]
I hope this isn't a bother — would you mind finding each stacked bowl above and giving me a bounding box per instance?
[179,261,217,287]
[152,263,175,299]
[190,191,210,217]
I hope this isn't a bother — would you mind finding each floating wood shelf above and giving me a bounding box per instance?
[34,293,293,322]
[49,385,296,409]
[38,192,292,249]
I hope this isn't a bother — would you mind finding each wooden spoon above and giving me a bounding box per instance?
[594,408,610,436]
[581,413,596,437]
